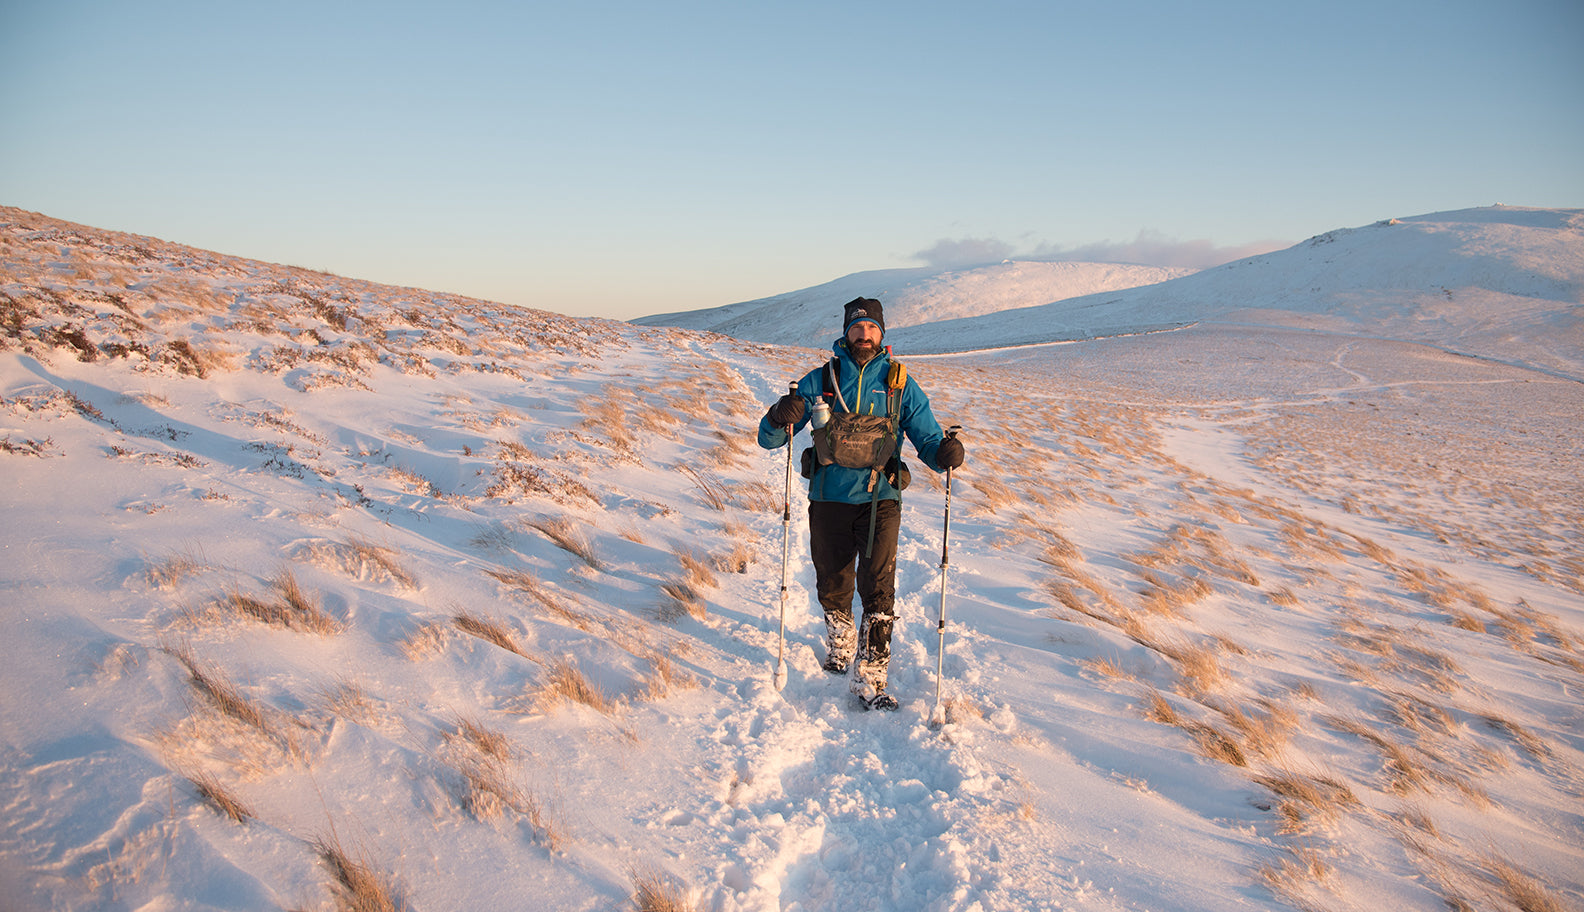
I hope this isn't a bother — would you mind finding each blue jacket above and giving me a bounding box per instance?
[758,339,950,504]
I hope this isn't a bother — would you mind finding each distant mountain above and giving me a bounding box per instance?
[885,207,1584,379]
[631,261,1195,351]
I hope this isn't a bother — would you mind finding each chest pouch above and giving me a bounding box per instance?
[812,412,896,470]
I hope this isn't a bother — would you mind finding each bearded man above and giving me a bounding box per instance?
[757,297,965,710]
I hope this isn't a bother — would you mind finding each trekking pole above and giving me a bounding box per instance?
[929,426,961,727]
[774,384,796,691]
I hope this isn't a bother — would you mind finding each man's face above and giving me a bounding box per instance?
[847,320,882,361]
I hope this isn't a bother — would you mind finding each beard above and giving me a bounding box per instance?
[849,338,879,363]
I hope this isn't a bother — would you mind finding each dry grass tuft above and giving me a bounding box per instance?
[452,611,528,657]
[1481,713,1552,762]
[677,465,730,511]
[448,715,512,762]
[147,546,211,589]
[321,678,376,724]
[1215,699,1297,760]
[1185,721,1248,768]
[1484,855,1567,912]
[1253,771,1359,834]
[640,651,700,701]
[969,477,1020,514]
[526,517,602,570]
[297,536,419,589]
[674,546,719,590]
[1143,689,1180,726]
[1257,846,1333,905]
[1159,637,1227,695]
[168,643,276,738]
[400,621,450,660]
[658,580,708,622]
[1083,655,1133,680]
[312,831,404,912]
[629,865,697,912]
[189,771,254,824]
[710,540,756,575]
[538,659,616,715]
[207,570,341,634]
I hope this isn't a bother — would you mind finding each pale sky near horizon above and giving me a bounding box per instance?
[3,0,1581,320]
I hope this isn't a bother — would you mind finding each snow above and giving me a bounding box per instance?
[631,261,1196,352]
[2,204,1583,911]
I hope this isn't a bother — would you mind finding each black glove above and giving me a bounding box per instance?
[936,436,965,470]
[767,394,805,427]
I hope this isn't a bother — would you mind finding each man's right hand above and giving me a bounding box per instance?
[767,394,805,427]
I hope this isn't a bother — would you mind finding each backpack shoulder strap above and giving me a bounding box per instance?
[885,358,906,425]
[825,358,850,412]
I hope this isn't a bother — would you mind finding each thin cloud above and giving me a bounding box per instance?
[912,237,1017,269]
[915,230,1290,271]
[1030,229,1290,269]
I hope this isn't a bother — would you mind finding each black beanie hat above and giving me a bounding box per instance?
[843,297,885,336]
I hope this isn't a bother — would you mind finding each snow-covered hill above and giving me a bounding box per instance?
[631,261,1195,351]
[888,207,1584,378]
[3,205,1582,912]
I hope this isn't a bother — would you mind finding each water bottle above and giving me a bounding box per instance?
[811,396,831,429]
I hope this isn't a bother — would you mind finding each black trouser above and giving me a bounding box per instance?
[809,499,901,670]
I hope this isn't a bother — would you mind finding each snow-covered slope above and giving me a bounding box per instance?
[888,207,1584,378]
[632,261,1196,351]
[3,206,1582,912]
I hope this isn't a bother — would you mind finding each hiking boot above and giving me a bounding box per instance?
[822,654,850,675]
[862,691,899,712]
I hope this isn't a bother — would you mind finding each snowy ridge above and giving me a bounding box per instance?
[632,261,1196,352]
[887,207,1584,378]
[2,205,1583,911]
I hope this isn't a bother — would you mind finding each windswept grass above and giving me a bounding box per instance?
[189,771,255,824]
[312,831,404,912]
[452,611,529,658]
[203,569,340,634]
[629,865,696,912]
[536,658,615,715]
[526,516,602,570]
[296,536,418,589]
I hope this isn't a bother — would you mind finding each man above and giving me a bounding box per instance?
[758,297,965,710]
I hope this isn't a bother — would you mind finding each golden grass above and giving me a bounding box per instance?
[312,832,404,912]
[674,547,719,590]
[710,540,756,575]
[189,771,254,824]
[537,659,615,715]
[677,465,730,511]
[321,678,376,724]
[640,651,700,701]
[629,865,696,912]
[208,569,341,634]
[447,715,512,762]
[400,621,450,660]
[659,580,708,622]
[452,611,527,658]
[526,517,602,570]
[147,545,211,589]
[1257,846,1333,904]
[1484,855,1568,912]
[165,642,302,762]
[1252,771,1359,834]
[297,537,419,589]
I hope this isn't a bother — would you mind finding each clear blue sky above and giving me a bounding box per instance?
[4,1,1581,320]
